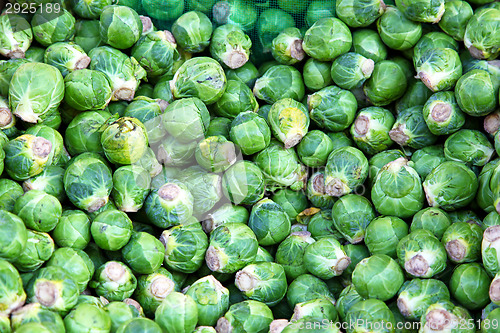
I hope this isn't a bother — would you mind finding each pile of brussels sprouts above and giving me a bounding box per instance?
[0,0,500,332]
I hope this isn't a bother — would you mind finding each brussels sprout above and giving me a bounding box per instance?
[64,110,110,155]
[297,130,333,167]
[154,292,198,333]
[397,229,448,278]
[0,179,23,212]
[52,210,90,250]
[364,60,408,106]
[210,24,251,69]
[0,14,32,59]
[22,166,65,202]
[377,6,422,51]
[0,259,26,315]
[397,278,450,321]
[331,194,375,244]
[222,160,265,206]
[395,0,445,23]
[116,317,162,333]
[141,0,183,20]
[437,1,473,42]
[10,303,64,333]
[422,91,465,136]
[248,199,291,246]
[415,48,462,92]
[256,8,295,54]
[202,204,249,233]
[275,231,315,280]
[195,136,237,173]
[43,42,90,78]
[9,62,64,123]
[255,247,274,263]
[482,226,500,276]
[74,19,103,53]
[14,189,61,232]
[395,79,433,114]
[4,134,53,181]
[484,212,500,229]
[365,216,408,259]
[70,0,112,19]
[24,124,64,166]
[229,112,270,156]
[131,30,179,79]
[351,29,388,63]
[31,9,75,47]
[464,8,500,60]
[64,302,111,332]
[449,263,491,310]
[302,237,350,280]
[303,17,351,61]
[445,129,494,167]
[207,117,232,140]
[0,210,27,262]
[302,58,332,92]
[286,273,334,308]
[455,69,498,117]
[216,300,273,333]
[305,0,336,27]
[324,146,369,197]
[352,254,404,301]
[133,268,176,317]
[421,301,475,332]
[121,232,164,275]
[105,301,141,332]
[156,136,196,168]
[90,261,137,301]
[184,275,229,326]
[206,223,258,274]
[212,0,257,32]
[268,98,309,149]
[171,11,212,53]
[390,106,437,149]
[336,0,385,28]
[423,161,478,210]
[160,223,208,274]
[291,296,338,323]
[26,266,78,315]
[212,80,259,119]
[46,247,94,294]
[350,107,394,155]
[331,53,374,91]
[99,5,142,49]
[0,58,28,96]
[111,166,151,213]
[225,62,259,88]
[170,57,227,105]
[89,46,146,102]
[367,149,405,186]
[345,299,395,333]
[12,230,53,273]
[308,85,358,132]
[411,207,451,240]
[64,69,113,111]
[253,65,305,104]
[271,28,305,65]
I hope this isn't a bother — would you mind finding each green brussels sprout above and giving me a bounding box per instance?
[377,6,422,51]
[479,160,500,213]
[287,273,334,308]
[352,254,404,301]
[0,210,27,262]
[52,210,90,250]
[449,263,491,310]
[22,166,65,202]
[397,278,450,321]
[4,134,53,181]
[324,146,368,197]
[229,111,270,156]
[195,136,237,173]
[305,209,341,240]
[131,30,179,79]
[255,247,274,263]
[221,160,265,206]
[225,62,259,88]
[46,247,94,293]
[438,1,473,42]
[352,29,388,63]
[303,17,352,61]
[395,0,445,23]
[308,85,358,132]
[422,91,465,136]
[154,292,198,333]
[64,302,111,332]
[484,212,500,230]
[91,209,133,251]
[202,203,249,233]
[141,0,183,20]
[31,9,75,47]
[303,237,350,280]
[368,149,405,186]
[74,19,103,53]
[397,229,448,278]
[207,117,232,140]
[212,0,257,32]
[133,268,176,317]
[145,181,194,229]
[24,124,64,166]
[64,110,110,155]
[364,60,408,106]
[70,0,112,19]
[186,0,217,13]
[342,244,370,278]
[90,261,137,301]
[116,317,162,333]
[254,140,306,191]
[483,226,500,276]
[89,46,146,102]
[331,53,374,91]
[0,179,23,212]
[206,223,258,274]
[365,216,408,258]
[423,161,478,210]
[8,62,64,123]
[395,79,433,114]
[336,0,385,28]
[455,69,498,117]
[445,129,494,167]
[271,28,305,65]
[160,222,208,273]
[216,300,273,333]
[12,230,53,273]
[26,266,79,315]
[0,259,26,315]
[99,5,142,49]
[350,106,394,155]
[210,24,251,69]
[411,207,451,240]
[420,302,475,332]
[105,301,141,332]
[336,285,364,321]
[0,58,28,96]
[14,190,61,232]
[185,275,229,326]
[297,130,333,167]
[464,8,500,60]
[291,296,338,322]
[63,69,112,111]
[171,11,212,53]
[415,48,462,92]
[212,80,259,119]
[331,194,375,244]
[415,35,459,68]
[256,8,295,53]
[235,262,287,306]
[268,98,309,149]
[248,198,291,246]
[345,299,395,333]
[156,136,196,168]
[11,303,64,333]
[171,57,227,105]
[0,14,32,59]
[302,58,332,92]
[152,74,174,103]
[253,65,305,104]
[43,42,90,77]
[121,232,164,275]
[305,0,336,27]
[111,166,151,213]
[390,106,437,149]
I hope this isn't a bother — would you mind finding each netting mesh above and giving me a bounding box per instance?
[117,0,337,65]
